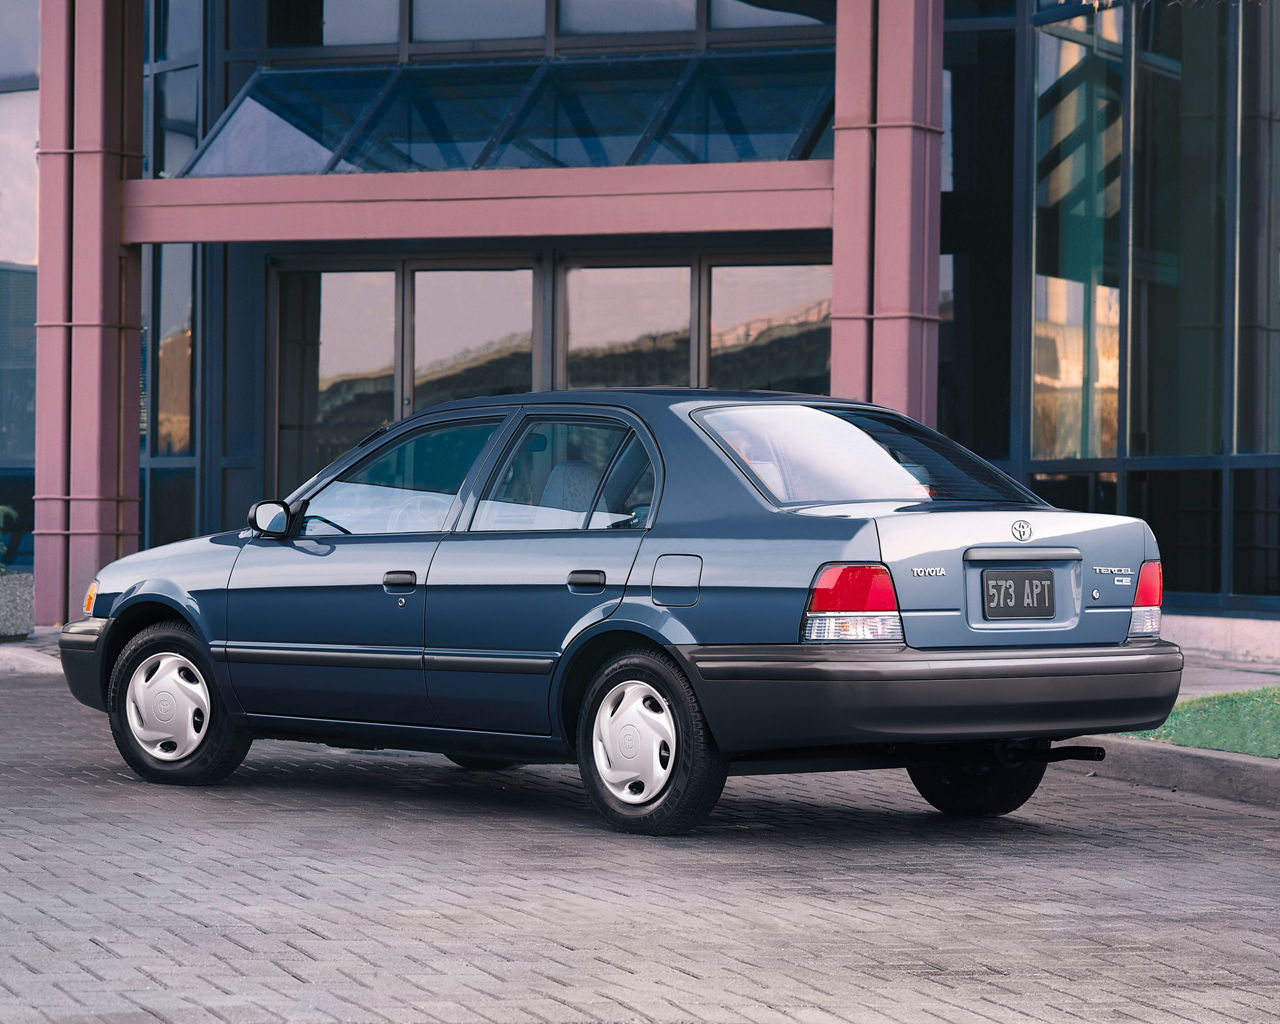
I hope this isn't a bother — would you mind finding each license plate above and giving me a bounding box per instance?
[982,569,1055,620]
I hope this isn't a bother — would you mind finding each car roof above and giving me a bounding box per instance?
[404,388,886,422]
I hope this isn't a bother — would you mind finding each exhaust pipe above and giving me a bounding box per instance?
[1019,745,1106,764]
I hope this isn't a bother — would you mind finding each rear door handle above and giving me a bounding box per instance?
[383,570,417,590]
[567,569,606,591]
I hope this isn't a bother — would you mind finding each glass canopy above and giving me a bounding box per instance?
[181,49,834,177]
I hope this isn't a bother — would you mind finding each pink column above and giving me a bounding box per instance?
[831,0,943,424]
[35,0,142,624]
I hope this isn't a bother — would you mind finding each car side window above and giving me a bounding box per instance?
[588,434,655,529]
[299,419,501,537]
[472,418,628,532]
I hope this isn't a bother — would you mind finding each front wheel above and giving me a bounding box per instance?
[908,758,1046,818]
[107,621,252,785]
[577,648,727,835]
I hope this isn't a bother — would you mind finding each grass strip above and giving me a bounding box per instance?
[1125,685,1280,759]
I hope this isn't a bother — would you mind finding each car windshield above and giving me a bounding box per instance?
[699,404,1038,505]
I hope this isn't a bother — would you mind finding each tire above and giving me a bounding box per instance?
[908,758,1047,818]
[107,620,252,785]
[576,648,727,836]
[444,753,524,771]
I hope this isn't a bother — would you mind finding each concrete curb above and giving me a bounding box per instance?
[1078,734,1280,812]
[0,643,61,677]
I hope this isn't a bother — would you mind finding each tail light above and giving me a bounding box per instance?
[1128,561,1162,637]
[803,564,904,642]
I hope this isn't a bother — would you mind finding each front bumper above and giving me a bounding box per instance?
[677,639,1183,755]
[59,617,110,711]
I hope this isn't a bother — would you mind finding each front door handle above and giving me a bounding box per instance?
[383,570,417,590]
[567,569,606,592]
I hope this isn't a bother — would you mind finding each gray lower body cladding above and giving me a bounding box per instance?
[677,640,1183,754]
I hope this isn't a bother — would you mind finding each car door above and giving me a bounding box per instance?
[423,411,659,734]
[224,413,509,724]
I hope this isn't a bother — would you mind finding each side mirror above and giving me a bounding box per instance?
[247,500,290,537]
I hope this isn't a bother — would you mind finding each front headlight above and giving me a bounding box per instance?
[83,579,99,617]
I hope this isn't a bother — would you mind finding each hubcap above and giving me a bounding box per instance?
[592,679,676,805]
[125,652,211,762]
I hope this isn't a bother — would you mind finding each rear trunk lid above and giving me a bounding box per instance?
[797,504,1146,648]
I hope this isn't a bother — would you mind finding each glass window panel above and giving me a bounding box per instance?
[301,420,500,537]
[944,0,1014,16]
[187,69,386,176]
[157,0,200,62]
[413,270,533,412]
[142,77,153,177]
[268,0,399,47]
[0,261,36,572]
[277,271,396,494]
[708,264,831,394]
[0,91,38,266]
[1233,471,1280,596]
[158,67,199,176]
[559,0,695,35]
[565,267,690,388]
[473,419,628,532]
[938,28,1013,460]
[149,468,196,548]
[1126,470,1221,594]
[487,59,685,170]
[1129,1,1227,456]
[347,65,535,173]
[0,0,39,79]
[1238,1,1278,452]
[155,244,194,457]
[227,1,260,49]
[589,435,655,530]
[413,0,545,41]
[1028,472,1116,514]
[1031,17,1121,459]
[642,51,834,165]
[711,0,834,29]
[139,245,152,453]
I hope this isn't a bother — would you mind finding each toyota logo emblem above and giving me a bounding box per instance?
[1011,520,1033,542]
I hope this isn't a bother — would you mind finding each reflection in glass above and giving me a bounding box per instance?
[187,69,384,176]
[1130,0,1226,456]
[0,91,38,266]
[1029,472,1116,514]
[566,267,690,388]
[1127,471,1221,594]
[559,0,695,35]
[1240,2,1280,452]
[0,0,39,78]
[938,27,1014,460]
[150,468,196,547]
[1031,16,1121,459]
[155,244,194,456]
[0,261,36,570]
[711,0,833,29]
[158,67,199,177]
[157,0,200,61]
[1233,471,1280,596]
[641,50,834,164]
[348,65,535,172]
[488,59,684,170]
[413,0,545,41]
[268,0,399,46]
[708,265,830,394]
[413,270,533,411]
[277,271,396,494]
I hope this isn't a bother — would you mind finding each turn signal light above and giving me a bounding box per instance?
[1128,561,1162,637]
[83,579,99,617]
[803,564,904,642]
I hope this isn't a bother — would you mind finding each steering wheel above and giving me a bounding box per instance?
[391,494,451,533]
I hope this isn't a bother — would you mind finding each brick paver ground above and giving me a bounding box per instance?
[2,669,1278,1024]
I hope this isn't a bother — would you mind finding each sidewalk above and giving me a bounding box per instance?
[4,626,1276,809]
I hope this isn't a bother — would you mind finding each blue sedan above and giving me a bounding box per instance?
[60,391,1182,834]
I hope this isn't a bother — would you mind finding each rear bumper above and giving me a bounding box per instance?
[677,639,1183,755]
[59,617,109,712]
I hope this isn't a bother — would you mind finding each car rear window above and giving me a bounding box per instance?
[698,404,1038,505]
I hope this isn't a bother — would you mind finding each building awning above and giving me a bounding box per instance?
[180,48,834,178]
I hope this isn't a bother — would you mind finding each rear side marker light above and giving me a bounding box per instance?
[803,564,904,643]
[1128,561,1162,638]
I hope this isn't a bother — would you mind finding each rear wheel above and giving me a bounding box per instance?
[577,648,727,835]
[107,621,252,785]
[908,758,1046,818]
